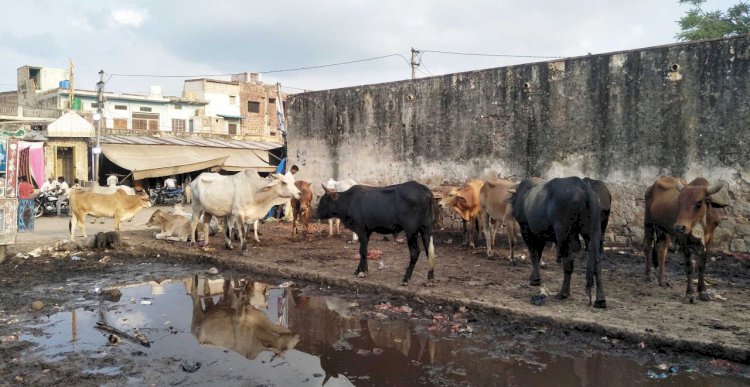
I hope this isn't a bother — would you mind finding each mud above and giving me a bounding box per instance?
[1,220,749,385]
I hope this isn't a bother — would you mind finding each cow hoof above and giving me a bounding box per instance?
[529,278,541,287]
[683,295,695,304]
[699,292,711,302]
[555,293,569,300]
[400,281,408,286]
[241,250,251,257]
[593,300,607,309]
[357,272,367,278]
[659,281,670,288]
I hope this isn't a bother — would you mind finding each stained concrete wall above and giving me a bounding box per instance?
[287,34,750,252]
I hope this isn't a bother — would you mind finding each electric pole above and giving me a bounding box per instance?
[94,70,104,183]
[411,48,420,79]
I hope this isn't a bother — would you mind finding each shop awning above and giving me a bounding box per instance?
[101,144,277,180]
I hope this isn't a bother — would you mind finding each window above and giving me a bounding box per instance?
[174,104,182,110]
[139,107,152,112]
[132,112,159,131]
[229,96,236,104]
[188,119,194,132]
[114,105,127,110]
[269,98,276,105]
[228,123,238,135]
[247,101,260,113]
[113,119,127,129]
[90,102,98,108]
[172,119,186,132]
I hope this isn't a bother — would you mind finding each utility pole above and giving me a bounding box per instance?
[93,70,104,184]
[69,59,75,110]
[410,48,420,79]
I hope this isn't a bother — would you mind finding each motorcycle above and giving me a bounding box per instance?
[34,191,71,218]
[149,186,185,206]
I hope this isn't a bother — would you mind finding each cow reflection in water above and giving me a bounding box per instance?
[189,275,300,360]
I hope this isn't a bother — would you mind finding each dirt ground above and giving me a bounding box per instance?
[0,218,749,384]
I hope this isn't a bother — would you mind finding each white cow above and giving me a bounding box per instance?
[190,171,300,252]
[324,178,359,242]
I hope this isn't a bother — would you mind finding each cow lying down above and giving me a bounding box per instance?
[146,207,216,242]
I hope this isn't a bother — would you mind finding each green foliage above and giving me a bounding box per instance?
[676,0,750,41]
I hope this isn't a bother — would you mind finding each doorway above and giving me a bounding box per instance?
[56,147,74,182]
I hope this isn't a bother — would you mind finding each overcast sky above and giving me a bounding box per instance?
[0,0,738,96]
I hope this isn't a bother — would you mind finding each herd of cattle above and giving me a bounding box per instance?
[66,170,730,309]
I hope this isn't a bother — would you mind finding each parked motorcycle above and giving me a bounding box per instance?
[34,191,71,218]
[149,187,185,206]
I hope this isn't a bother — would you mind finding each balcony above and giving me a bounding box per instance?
[0,103,62,122]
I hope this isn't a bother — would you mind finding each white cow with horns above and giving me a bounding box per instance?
[190,171,301,252]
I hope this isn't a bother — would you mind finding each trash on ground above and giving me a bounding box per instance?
[181,362,202,373]
[31,301,44,311]
[71,255,84,261]
[378,260,386,269]
[278,281,294,288]
[530,294,547,306]
[28,247,43,258]
[140,300,152,305]
[206,267,219,275]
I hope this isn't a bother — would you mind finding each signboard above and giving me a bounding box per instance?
[0,135,20,245]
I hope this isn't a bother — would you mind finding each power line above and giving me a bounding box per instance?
[108,53,410,79]
[420,49,564,59]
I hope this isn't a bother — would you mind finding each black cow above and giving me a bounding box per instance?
[317,181,436,286]
[583,177,612,253]
[510,177,606,308]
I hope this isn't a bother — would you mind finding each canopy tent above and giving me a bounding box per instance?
[100,136,280,180]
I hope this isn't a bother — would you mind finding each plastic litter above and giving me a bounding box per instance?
[278,281,294,288]
[206,267,219,275]
[669,366,679,374]
[140,300,152,305]
[71,256,84,261]
[657,363,668,370]
[378,260,386,270]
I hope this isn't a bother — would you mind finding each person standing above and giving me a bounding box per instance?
[164,175,177,190]
[107,174,118,187]
[56,176,69,216]
[17,175,35,232]
[282,165,299,221]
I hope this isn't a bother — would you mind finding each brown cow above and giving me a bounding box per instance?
[146,209,193,241]
[643,176,729,302]
[439,179,484,248]
[69,190,152,238]
[291,180,313,236]
[479,178,519,259]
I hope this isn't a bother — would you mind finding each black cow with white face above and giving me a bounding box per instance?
[510,177,607,308]
[317,181,436,286]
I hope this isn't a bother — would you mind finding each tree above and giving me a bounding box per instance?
[676,0,750,41]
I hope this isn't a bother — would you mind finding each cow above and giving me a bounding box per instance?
[189,171,300,252]
[643,176,728,302]
[583,178,612,254]
[291,180,313,236]
[479,178,519,259]
[87,183,137,224]
[510,177,606,308]
[323,178,358,239]
[69,189,152,238]
[189,276,300,360]
[439,179,485,248]
[317,181,436,286]
[146,209,193,241]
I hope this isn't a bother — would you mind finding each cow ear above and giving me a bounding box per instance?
[707,196,730,208]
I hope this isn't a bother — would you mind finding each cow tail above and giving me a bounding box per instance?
[585,184,602,299]
[424,188,436,275]
[68,219,71,233]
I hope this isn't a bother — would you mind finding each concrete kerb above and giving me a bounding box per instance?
[138,245,749,364]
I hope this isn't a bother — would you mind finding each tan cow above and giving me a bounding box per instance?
[146,209,193,241]
[439,179,485,248]
[189,276,300,360]
[69,190,152,238]
[291,180,313,236]
[644,176,728,302]
[479,178,519,259]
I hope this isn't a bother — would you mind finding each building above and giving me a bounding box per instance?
[183,78,242,134]
[231,72,286,138]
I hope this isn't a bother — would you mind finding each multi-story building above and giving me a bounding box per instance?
[4,65,286,186]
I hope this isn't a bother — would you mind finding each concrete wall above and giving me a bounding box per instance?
[287,34,750,252]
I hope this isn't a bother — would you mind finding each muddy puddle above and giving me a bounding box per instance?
[19,273,750,386]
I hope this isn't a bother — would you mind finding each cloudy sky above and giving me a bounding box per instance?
[0,0,737,96]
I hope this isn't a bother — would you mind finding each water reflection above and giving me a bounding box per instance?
[188,275,300,360]
[19,274,749,387]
